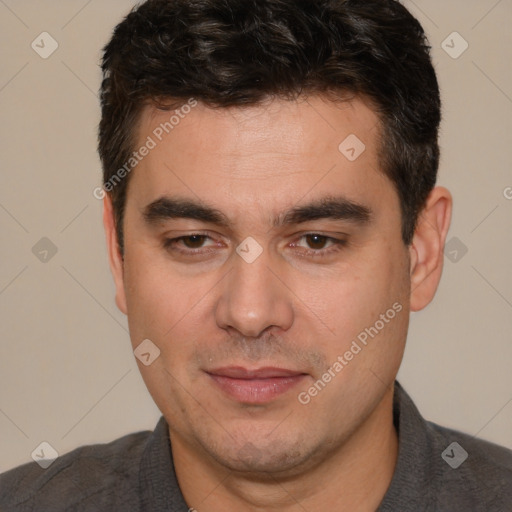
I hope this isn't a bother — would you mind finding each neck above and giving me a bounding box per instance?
[171,386,398,511]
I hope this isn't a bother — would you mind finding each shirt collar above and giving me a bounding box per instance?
[139,415,189,511]
[377,380,440,510]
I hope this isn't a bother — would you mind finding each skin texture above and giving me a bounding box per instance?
[103,95,452,511]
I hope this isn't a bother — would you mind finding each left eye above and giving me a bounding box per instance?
[291,234,346,255]
[296,234,336,250]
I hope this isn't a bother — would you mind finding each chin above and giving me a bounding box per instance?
[203,435,318,477]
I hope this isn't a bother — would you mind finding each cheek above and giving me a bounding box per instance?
[296,246,408,370]
[122,247,218,365]
[302,253,402,331]
[122,249,180,345]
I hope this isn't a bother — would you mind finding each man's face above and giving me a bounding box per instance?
[111,96,412,474]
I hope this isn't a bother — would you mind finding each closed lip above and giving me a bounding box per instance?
[205,366,307,379]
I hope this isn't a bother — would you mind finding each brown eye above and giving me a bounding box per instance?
[162,233,215,254]
[292,233,347,258]
[305,234,329,250]
[181,235,208,248]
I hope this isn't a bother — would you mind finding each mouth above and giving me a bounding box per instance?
[205,366,308,404]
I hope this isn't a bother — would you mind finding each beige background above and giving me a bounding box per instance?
[0,0,511,472]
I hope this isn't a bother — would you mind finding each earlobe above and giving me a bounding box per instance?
[409,186,452,312]
[102,194,128,315]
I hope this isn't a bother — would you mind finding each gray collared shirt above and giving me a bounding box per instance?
[1,381,511,511]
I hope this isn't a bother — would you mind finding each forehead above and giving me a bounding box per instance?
[137,95,379,161]
[128,95,396,226]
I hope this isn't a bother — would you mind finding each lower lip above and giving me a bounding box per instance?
[208,374,307,404]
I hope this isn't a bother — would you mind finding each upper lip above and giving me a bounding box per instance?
[206,366,306,379]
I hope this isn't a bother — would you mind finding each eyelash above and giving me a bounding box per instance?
[162,233,347,258]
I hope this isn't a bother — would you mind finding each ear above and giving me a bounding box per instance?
[103,194,128,315]
[409,186,452,312]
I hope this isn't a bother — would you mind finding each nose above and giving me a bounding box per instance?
[215,246,294,338]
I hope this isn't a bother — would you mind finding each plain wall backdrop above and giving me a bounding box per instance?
[0,0,511,472]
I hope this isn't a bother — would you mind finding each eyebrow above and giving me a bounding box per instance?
[142,195,372,229]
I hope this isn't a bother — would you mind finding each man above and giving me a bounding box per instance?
[1,0,511,510]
